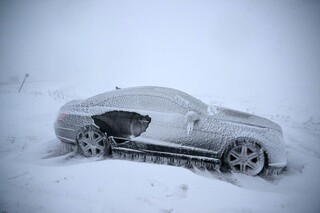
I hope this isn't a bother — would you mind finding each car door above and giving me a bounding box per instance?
[130,95,189,154]
[94,94,188,154]
[123,94,214,156]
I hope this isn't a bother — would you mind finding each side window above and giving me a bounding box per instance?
[137,95,188,114]
[99,95,188,114]
[97,95,139,108]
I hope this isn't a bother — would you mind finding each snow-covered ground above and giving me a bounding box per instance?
[0,81,319,213]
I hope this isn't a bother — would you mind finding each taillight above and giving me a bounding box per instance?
[57,113,68,121]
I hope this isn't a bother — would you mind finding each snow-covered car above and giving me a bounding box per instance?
[54,86,286,176]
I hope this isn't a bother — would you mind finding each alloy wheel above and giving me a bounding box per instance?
[225,141,265,176]
[78,127,107,157]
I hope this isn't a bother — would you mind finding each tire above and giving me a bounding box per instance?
[223,138,265,176]
[76,126,111,157]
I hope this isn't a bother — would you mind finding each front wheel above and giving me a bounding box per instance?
[77,126,111,157]
[223,139,265,176]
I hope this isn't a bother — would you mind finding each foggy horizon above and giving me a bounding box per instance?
[1,0,319,104]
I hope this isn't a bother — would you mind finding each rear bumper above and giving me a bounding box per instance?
[54,123,77,144]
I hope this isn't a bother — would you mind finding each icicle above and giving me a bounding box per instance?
[187,122,194,135]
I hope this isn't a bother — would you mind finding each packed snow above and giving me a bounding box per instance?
[0,81,319,213]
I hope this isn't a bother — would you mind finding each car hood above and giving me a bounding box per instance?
[211,106,282,133]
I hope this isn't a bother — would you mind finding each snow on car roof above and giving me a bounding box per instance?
[83,86,208,113]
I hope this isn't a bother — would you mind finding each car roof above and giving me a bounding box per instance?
[83,86,208,113]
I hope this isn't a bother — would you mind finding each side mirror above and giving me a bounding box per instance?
[185,111,200,135]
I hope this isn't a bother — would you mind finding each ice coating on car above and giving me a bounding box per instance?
[214,107,283,133]
[81,86,209,114]
[54,86,287,175]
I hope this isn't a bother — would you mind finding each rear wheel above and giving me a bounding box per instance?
[223,139,265,176]
[77,126,110,157]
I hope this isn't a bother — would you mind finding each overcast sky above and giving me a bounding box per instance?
[0,0,319,104]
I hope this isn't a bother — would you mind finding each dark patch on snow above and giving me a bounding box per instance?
[92,110,151,139]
